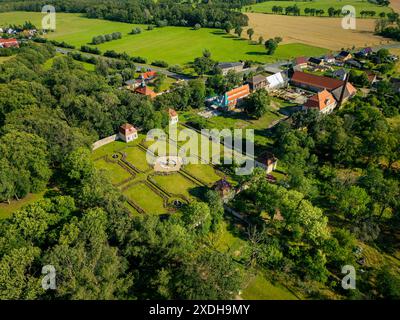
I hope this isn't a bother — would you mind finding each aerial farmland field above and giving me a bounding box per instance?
[0,11,328,65]
[244,0,393,17]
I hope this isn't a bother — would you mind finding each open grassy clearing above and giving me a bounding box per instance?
[43,53,95,71]
[245,13,393,51]
[0,191,46,219]
[244,0,393,18]
[0,12,328,65]
[123,182,167,214]
[183,164,222,185]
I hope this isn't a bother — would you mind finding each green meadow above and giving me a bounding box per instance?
[244,0,393,18]
[0,12,328,65]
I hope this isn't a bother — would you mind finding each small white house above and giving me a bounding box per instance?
[119,123,138,142]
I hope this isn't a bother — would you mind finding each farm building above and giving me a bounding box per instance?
[248,75,268,91]
[293,56,308,70]
[134,83,157,99]
[308,57,323,66]
[140,70,157,80]
[119,123,138,143]
[303,89,337,114]
[168,108,179,125]
[290,71,344,92]
[336,51,352,62]
[332,69,347,80]
[323,54,335,64]
[0,38,19,48]
[217,62,245,75]
[331,82,357,104]
[214,84,250,110]
[266,72,286,91]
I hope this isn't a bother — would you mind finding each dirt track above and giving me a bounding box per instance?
[390,0,400,12]
[246,13,394,50]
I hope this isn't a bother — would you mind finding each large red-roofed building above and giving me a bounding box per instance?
[0,38,19,48]
[291,71,344,92]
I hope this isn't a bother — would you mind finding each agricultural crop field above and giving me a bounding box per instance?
[244,0,393,17]
[92,130,228,215]
[0,12,328,65]
[245,13,394,50]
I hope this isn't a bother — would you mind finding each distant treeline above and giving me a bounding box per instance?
[0,0,250,28]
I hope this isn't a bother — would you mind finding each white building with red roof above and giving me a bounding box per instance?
[0,38,19,48]
[303,89,337,114]
[119,123,138,142]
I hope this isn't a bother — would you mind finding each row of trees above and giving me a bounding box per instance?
[91,32,122,45]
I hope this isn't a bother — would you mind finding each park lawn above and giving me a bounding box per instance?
[0,191,46,219]
[123,146,152,172]
[147,76,177,92]
[241,272,299,300]
[152,172,200,199]
[123,182,167,214]
[214,220,249,260]
[244,0,393,18]
[183,164,221,185]
[0,12,328,65]
[0,55,15,64]
[95,158,133,185]
[92,137,145,159]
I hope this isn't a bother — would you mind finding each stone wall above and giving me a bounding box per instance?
[92,134,119,150]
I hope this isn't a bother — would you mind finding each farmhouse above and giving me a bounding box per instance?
[336,51,352,62]
[119,123,138,143]
[140,70,157,81]
[248,75,268,91]
[323,54,335,64]
[168,108,179,125]
[303,89,337,114]
[293,56,308,70]
[217,62,245,75]
[291,71,344,92]
[134,83,157,99]
[0,38,19,48]
[308,57,323,66]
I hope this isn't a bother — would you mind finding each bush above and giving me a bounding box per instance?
[152,60,169,68]
[130,27,142,35]
[168,65,184,74]
[80,45,101,55]
[131,56,147,64]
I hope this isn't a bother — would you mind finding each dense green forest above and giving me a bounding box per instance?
[0,0,250,28]
[0,41,400,299]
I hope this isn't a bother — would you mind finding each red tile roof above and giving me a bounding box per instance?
[119,123,137,135]
[140,71,157,80]
[0,38,19,48]
[226,85,250,106]
[134,85,157,98]
[304,89,336,111]
[291,71,344,91]
[294,57,308,65]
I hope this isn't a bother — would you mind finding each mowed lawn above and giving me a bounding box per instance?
[183,164,221,185]
[95,158,133,185]
[152,173,200,199]
[0,12,328,65]
[123,146,152,172]
[244,0,393,17]
[123,182,166,214]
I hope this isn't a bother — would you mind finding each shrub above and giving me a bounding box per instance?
[152,60,169,68]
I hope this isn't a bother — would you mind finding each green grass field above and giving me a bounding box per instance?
[95,158,133,185]
[244,0,393,18]
[123,146,152,172]
[183,164,222,185]
[123,182,167,214]
[152,173,200,199]
[0,191,46,219]
[0,12,328,65]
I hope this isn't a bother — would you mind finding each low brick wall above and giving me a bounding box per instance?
[92,134,119,150]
